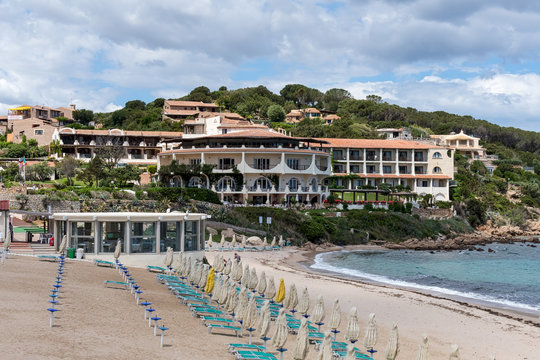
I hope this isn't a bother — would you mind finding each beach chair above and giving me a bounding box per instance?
[227,344,265,353]
[38,255,58,262]
[193,307,224,317]
[94,259,115,267]
[333,350,373,359]
[233,350,278,359]
[147,265,166,273]
[206,323,241,336]
[181,296,210,305]
[308,331,324,342]
[103,280,129,289]
[201,316,234,326]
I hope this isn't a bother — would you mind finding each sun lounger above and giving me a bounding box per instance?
[193,307,224,317]
[38,255,58,262]
[94,259,115,267]
[103,280,129,289]
[182,296,210,305]
[206,323,241,336]
[188,303,216,311]
[227,344,265,353]
[201,316,234,326]
[234,350,278,359]
[308,331,324,342]
[147,265,166,273]
[333,350,373,359]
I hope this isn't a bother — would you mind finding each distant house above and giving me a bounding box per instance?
[285,110,303,123]
[7,104,76,146]
[0,116,8,134]
[323,114,341,125]
[377,128,413,140]
[162,100,219,121]
[285,108,339,124]
[182,113,268,138]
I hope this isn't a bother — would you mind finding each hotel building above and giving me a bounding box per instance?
[317,138,454,201]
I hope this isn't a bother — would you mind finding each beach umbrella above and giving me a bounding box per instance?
[196,263,205,286]
[1,232,10,263]
[165,246,174,269]
[298,287,310,317]
[312,295,326,331]
[231,234,237,247]
[286,284,299,314]
[58,235,67,255]
[265,276,276,300]
[271,236,276,247]
[241,235,247,248]
[275,278,286,303]
[416,335,429,360]
[198,264,209,289]
[209,233,213,244]
[244,297,258,344]
[263,237,268,248]
[241,264,250,286]
[279,235,284,247]
[205,268,215,293]
[384,322,400,360]
[211,275,221,302]
[257,271,267,295]
[448,344,461,360]
[212,253,220,270]
[233,261,243,282]
[223,259,232,276]
[345,307,360,343]
[316,331,334,360]
[174,253,183,274]
[220,234,225,248]
[225,283,238,315]
[114,240,121,259]
[235,286,249,324]
[272,308,289,360]
[292,317,310,360]
[363,313,378,356]
[219,279,230,305]
[345,344,357,360]
[249,268,258,291]
[183,256,192,278]
[329,299,341,338]
[257,300,272,349]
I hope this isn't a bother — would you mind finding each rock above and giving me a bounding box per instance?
[221,228,235,238]
[488,248,494,253]
[207,227,218,235]
[246,236,262,245]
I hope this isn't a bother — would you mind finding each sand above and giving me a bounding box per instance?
[1,249,539,360]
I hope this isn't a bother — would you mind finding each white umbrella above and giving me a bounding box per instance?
[257,300,272,347]
[448,344,461,360]
[244,297,258,344]
[213,253,220,270]
[219,279,230,305]
[225,282,238,315]
[286,284,299,314]
[233,261,243,282]
[265,276,276,300]
[257,271,267,295]
[220,234,225,248]
[58,235,67,254]
[241,235,247,248]
[316,331,333,360]
[270,236,276,247]
[241,264,250,286]
[231,234,237,247]
[195,263,204,285]
[174,253,183,274]
[113,240,121,259]
[211,275,221,301]
[292,317,310,360]
[312,295,325,330]
[272,308,289,360]
[183,256,192,278]
[198,264,209,289]
[223,259,232,276]
[208,233,213,244]
[363,313,378,355]
[298,287,310,317]
[279,235,284,247]
[345,344,357,360]
[235,287,249,323]
[416,335,429,360]
[329,299,341,336]
[345,307,360,343]
[249,268,258,291]
[384,323,399,360]
[164,247,174,268]
[263,237,268,248]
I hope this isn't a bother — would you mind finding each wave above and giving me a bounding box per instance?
[311,251,540,314]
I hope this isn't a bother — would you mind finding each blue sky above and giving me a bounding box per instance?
[0,0,539,131]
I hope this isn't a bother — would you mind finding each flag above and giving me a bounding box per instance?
[18,157,26,169]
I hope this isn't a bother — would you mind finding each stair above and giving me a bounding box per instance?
[1,241,56,255]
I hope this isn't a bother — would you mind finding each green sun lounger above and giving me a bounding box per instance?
[103,280,129,289]
[182,296,209,305]
[201,316,234,326]
[234,350,277,359]
[147,265,166,273]
[206,323,241,336]
[308,331,324,342]
[333,350,373,359]
[38,255,58,262]
[94,259,114,267]
[227,344,265,353]
[193,307,223,317]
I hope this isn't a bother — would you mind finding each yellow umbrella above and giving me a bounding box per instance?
[205,268,215,293]
[275,278,286,303]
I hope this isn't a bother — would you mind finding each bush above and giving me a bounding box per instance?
[300,220,326,243]
[145,187,221,204]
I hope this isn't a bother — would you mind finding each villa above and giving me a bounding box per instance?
[162,100,219,121]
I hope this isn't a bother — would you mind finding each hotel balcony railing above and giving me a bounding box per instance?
[398,156,411,161]
[317,165,328,171]
[366,155,378,161]
[286,164,310,170]
[414,156,425,162]
[130,154,144,159]
[333,155,346,161]
[349,155,363,160]
[382,156,393,161]
[217,164,235,170]
[251,163,280,170]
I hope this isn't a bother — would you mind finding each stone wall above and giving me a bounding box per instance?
[412,207,453,220]
[0,194,80,213]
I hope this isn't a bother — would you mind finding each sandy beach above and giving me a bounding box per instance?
[1,249,539,359]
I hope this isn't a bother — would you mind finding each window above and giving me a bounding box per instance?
[333,150,344,160]
[366,151,377,161]
[184,220,199,251]
[418,180,429,187]
[101,222,125,253]
[398,151,409,161]
[333,164,344,173]
[221,129,228,134]
[383,166,392,174]
[71,222,94,253]
[366,165,376,174]
[131,222,156,253]
[311,178,318,192]
[414,151,425,161]
[160,222,181,252]
[433,166,442,173]
[190,158,201,166]
[349,150,361,160]
[34,129,44,135]
[218,158,235,170]
[217,177,236,191]
[414,166,424,174]
[254,177,272,191]
[350,165,361,173]
[432,152,442,159]
[253,158,270,170]
[399,166,408,174]
[288,178,299,192]
[382,151,392,161]
[188,176,203,188]
[286,159,299,170]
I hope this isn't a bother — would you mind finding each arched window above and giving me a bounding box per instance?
[432,152,442,159]
[288,178,300,192]
[433,166,442,173]
[255,177,272,191]
[188,176,202,188]
[311,178,318,192]
[217,177,236,191]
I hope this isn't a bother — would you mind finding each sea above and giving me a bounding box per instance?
[311,242,540,316]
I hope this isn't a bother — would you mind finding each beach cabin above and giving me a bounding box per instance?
[51,212,209,266]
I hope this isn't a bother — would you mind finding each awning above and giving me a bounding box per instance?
[9,106,31,111]
[13,226,45,233]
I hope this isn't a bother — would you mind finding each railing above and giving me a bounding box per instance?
[251,163,279,170]
[349,155,363,160]
[217,164,235,170]
[382,156,393,161]
[317,165,328,171]
[366,156,378,161]
[130,154,144,159]
[286,164,311,170]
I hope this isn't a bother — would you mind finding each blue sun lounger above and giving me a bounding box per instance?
[147,265,166,273]
[103,280,129,289]
[38,255,58,262]
[227,344,265,353]
[207,323,241,336]
[234,350,277,359]
[94,259,115,267]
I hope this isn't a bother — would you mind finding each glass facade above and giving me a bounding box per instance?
[131,222,156,253]
[71,222,95,253]
[160,221,181,252]
[101,222,125,253]
[184,220,198,251]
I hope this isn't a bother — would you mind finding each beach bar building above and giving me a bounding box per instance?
[51,212,209,266]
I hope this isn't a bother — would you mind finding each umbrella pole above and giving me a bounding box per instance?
[248,330,252,345]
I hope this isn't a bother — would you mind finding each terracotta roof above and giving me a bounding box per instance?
[323,114,340,120]
[202,129,290,139]
[165,100,218,107]
[217,123,268,129]
[222,112,245,120]
[58,128,183,137]
[304,108,321,113]
[160,147,329,156]
[316,138,445,149]
[332,173,451,179]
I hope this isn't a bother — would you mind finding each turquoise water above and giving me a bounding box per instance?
[312,243,540,314]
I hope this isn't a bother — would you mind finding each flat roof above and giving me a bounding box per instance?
[52,212,209,222]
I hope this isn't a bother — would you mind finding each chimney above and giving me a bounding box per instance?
[70,104,76,110]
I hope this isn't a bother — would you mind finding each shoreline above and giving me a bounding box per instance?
[285,245,540,325]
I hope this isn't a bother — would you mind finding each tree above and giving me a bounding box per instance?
[78,156,105,186]
[267,105,286,122]
[125,100,146,110]
[94,145,124,170]
[72,109,94,125]
[323,88,352,112]
[366,94,383,103]
[27,162,54,181]
[106,165,141,187]
[57,156,79,185]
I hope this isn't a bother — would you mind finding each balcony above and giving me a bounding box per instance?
[252,163,279,170]
[349,155,363,161]
[382,156,393,161]
[286,164,311,171]
[217,164,235,170]
[366,155,378,161]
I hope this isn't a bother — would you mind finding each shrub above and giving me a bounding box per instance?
[300,220,326,243]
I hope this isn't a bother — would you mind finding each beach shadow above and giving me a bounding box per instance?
[161,344,172,348]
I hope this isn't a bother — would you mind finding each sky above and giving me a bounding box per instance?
[0,0,539,132]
